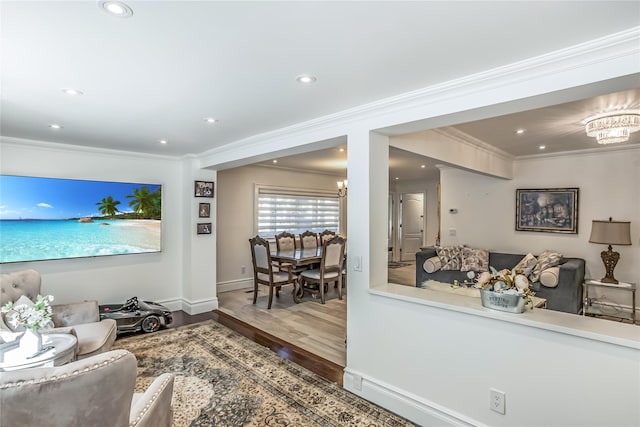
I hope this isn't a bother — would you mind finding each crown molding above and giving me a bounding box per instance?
[431,127,515,162]
[515,142,640,161]
[0,136,186,161]
[198,27,640,167]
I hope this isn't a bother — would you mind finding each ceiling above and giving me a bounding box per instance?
[2,1,639,172]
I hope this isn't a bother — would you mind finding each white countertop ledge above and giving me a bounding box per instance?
[371,283,640,350]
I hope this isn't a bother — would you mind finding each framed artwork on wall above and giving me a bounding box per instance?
[194,181,214,198]
[199,203,210,218]
[516,188,579,234]
[197,223,212,235]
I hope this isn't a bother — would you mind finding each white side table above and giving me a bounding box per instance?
[0,333,77,371]
[583,280,637,325]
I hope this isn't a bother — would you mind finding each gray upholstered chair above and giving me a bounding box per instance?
[249,235,298,309]
[295,236,346,304]
[0,349,174,427]
[0,269,117,359]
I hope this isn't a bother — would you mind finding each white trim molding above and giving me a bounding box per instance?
[217,278,253,293]
[343,368,481,427]
[178,296,218,315]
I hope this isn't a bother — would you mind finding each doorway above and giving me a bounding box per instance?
[399,192,424,261]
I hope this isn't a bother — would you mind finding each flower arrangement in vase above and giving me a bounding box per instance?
[1,295,54,355]
[466,267,536,312]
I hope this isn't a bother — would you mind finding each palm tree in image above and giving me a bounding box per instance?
[96,196,121,218]
[127,186,154,218]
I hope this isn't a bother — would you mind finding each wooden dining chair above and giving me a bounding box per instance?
[295,236,346,304]
[299,230,319,249]
[248,235,297,309]
[318,229,337,246]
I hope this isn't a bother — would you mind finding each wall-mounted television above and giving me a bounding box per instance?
[0,175,162,263]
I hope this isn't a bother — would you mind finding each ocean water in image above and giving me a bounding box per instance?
[0,219,161,263]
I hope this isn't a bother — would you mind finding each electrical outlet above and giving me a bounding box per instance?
[448,228,456,236]
[490,388,505,414]
[241,266,246,274]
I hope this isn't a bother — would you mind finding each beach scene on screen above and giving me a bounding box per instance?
[0,175,161,263]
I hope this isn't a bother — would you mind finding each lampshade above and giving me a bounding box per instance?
[589,220,632,246]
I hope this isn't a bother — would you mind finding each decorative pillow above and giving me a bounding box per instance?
[514,253,537,276]
[436,245,463,270]
[530,250,563,282]
[540,266,560,288]
[460,247,489,272]
[423,256,442,273]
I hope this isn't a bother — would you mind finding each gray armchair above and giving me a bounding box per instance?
[0,349,174,427]
[0,269,117,359]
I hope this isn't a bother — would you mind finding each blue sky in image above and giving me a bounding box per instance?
[0,175,161,220]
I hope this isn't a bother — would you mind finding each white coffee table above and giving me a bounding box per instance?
[0,333,77,371]
[421,280,547,308]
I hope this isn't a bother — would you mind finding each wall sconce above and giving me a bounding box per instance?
[588,218,632,284]
[337,180,348,198]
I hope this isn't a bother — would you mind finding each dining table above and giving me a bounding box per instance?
[271,247,322,268]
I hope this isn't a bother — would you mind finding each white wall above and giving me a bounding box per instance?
[0,139,217,313]
[216,165,344,292]
[439,147,640,309]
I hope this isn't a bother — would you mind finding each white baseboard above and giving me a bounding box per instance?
[343,368,481,427]
[166,297,219,315]
[218,278,253,293]
[156,298,183,312]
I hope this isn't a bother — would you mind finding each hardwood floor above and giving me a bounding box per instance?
[162,263,416,387]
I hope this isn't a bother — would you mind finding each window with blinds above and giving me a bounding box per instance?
[256,185,339,237]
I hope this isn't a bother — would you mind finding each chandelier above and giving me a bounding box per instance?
[582,110,640,145]
[337,180,347,198]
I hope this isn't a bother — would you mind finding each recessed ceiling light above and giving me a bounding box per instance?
[420,164,426,168]
[204,118,219,124]
[48,124,63,129]
[159,139,168,144]
[516,129,526,134]
[98,1,134,18]
[61,88,83,96]
[272,160,278,164]
[395,177,399,180]
[339,148,345,152]
[539,145,546,150]
[295,74,317,84]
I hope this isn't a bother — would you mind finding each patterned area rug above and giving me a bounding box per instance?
[114,320,415,426]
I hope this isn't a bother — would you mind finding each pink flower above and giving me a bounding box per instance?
[477,271,492,286]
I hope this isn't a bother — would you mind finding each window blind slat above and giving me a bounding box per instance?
[256,185,340,237]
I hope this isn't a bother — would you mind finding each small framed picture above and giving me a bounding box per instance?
[197,223,212,235]
[194,181,214,198]
[199,202,210,218]
[516,188,579,234]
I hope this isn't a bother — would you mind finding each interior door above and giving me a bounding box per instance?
[399,192,424,261]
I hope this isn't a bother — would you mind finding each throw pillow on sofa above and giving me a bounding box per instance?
[436,245,463,270]
[530,250,563,282]
[540,266,560,288]
[514,253,537,276]
[423,256,442,273]
[460,247,489,272]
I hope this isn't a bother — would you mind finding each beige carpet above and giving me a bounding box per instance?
[114,320,416,426]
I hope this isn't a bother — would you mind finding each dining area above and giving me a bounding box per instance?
[248,229,347,309]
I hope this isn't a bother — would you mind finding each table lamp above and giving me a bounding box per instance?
[588,218,632,284]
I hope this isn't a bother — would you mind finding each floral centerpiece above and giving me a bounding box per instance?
[1,294,54,331]
[466,267,536,310]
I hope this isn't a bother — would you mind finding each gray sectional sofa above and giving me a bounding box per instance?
[415,248,586,314]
